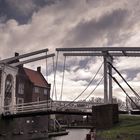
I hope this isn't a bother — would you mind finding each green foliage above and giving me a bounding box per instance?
[97,115,140,140]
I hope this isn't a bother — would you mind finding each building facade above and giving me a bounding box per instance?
[16,66,51,105]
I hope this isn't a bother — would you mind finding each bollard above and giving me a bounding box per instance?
[86,128,96,140]
[90,127,96,140]
[86,134,91,140]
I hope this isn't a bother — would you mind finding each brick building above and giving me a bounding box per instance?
[16,66,51,104]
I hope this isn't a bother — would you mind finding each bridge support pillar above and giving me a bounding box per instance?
[103,52,113,104]
[103,54,108,104]
[11,77,17,113]
[0,64,18,114]
[92,104,119,129]
[108,57,113,104]
[0,67,6,114]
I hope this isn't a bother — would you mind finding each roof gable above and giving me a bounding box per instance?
[24,67,48,88]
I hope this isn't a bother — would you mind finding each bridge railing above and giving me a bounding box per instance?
[2,100,104,115]
[2,100,53,114]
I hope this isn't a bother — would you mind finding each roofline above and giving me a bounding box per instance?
[23,67,50,86]
[33,85,51,88]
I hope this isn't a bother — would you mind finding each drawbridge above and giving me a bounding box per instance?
[0,47,140,118]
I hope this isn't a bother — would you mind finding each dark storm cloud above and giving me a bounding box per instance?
[0,0,34,24]
[63,8,128,47]
[0,0,58,24]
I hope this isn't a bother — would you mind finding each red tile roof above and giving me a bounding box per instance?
[24,68,48,88]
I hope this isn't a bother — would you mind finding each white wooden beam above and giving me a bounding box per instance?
[63,52,140,57]
[56,47,140,52]
[0,48,49,64]
[10,54,55,67]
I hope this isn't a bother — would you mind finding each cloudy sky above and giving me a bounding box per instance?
[0,0,140,101]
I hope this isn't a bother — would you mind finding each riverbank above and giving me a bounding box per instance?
[97,114,140,140]
[62,126,92,129]
[48,131,69,137]
[49,129,89,140]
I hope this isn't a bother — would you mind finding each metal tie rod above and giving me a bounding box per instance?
[107,62,140,99]
[10,53,55,67]
[56,47,140,52]
[0,48,49,64]
[108,73,140,110]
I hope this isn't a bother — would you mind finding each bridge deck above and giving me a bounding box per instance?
[1,100,127,118]
[2,110,92,119]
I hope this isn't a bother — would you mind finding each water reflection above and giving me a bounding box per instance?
[50,129,89,140]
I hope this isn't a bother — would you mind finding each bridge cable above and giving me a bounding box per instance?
[59,56,66,101]
[84,76,104,101]
[51,56,55,98]
[52,52,59,100]
[58,62,103,109]
[108,72,140,110]
[107,62,140,100]
[46,51,48,81]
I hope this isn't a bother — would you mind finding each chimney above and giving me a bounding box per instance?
[37,66,41,73]
[15,52,19,56]
[14,52,21,66]
[8,52,19,64]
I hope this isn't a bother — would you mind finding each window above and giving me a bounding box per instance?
[17,98,24,111]
[5,74,13,94]
[18,83,24,94]
[37,97,40,102]
[44,89,48,95]
[34,87,39,93]
[17,98,24,104]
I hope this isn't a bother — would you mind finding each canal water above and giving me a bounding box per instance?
[49,129,89,140]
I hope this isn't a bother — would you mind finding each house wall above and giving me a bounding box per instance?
[16,67,33,103]
[16,67,51,103]
[32,86,50,102]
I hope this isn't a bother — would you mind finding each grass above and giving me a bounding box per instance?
[97,115,140,140]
